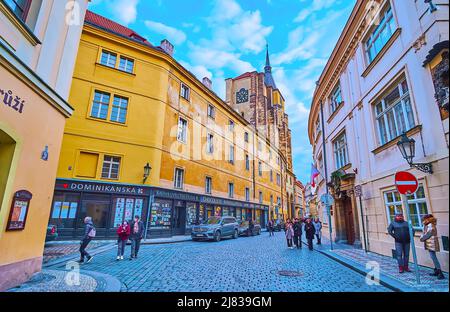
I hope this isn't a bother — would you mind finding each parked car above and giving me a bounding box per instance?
[273,220,284,232]
[191,216,239,242]
[46,225,58,242]
[238,221,261,236]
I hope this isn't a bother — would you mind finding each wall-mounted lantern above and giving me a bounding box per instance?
[397,132,433,174]
[143,163,152,183]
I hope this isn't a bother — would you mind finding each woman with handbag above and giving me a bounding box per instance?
[116,220,130,261]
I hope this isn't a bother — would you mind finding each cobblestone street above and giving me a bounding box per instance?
[42,232,389,292]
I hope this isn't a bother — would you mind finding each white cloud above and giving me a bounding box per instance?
[295,0,338,23]
[89,0,139,25]
[111,0,139,25]
[144,20,187,45]
[188,43,255,74]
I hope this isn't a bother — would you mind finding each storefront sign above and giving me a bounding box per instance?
[0,89,25,114]
[56,180,150,196]
[154,189,200,202]
[6,190,32,231]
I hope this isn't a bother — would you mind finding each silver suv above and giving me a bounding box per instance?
[191,216,239,242]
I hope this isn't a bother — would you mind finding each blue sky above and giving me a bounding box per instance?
[88,0,356,184]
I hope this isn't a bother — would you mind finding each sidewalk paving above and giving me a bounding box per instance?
[309,237,448,292]
[7,269,121,292]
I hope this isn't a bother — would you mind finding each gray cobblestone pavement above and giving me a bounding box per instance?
[44,231,389,292]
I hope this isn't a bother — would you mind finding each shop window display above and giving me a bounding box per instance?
[151,199,172,229]
[186,202,197,228]
[50,192,80,229]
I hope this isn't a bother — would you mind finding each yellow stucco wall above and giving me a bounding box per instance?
[0,62,67,269]
[58,25,285,217]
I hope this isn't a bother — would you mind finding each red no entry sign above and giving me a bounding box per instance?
[395,171,419,195]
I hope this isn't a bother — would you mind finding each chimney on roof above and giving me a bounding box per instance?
[160,39,174,56]
[202,77,212,90]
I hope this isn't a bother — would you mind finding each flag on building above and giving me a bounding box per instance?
[311,164,320,188]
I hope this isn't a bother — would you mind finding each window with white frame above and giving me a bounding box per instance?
[180,83,190,100]
[259,191,263,204]
[365,4,396,63]
[317,154,324,179]
[245,187,250,201]
[100,50,117,68]
[244,132,249,143]
[110,95,128,123]
[174,168,184,189]
[205,176,212,194]
[91,91,110,120]
[333,132,349,169]
[206,133,214,154]
[258,161,263,176]
[270,170,273,182]
[276,173,281,186]
[383,185,429,229]
[119,56,134,73]
[245,154,250,171]
[207,104,215,119]
[229,145,235,164]
[330,83,343,114]
[228,183,234,198]
[101,155,121,179]
[177,117,188,143]
[375,78,415,145]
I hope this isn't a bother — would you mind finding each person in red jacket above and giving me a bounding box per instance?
[116,221,130,261]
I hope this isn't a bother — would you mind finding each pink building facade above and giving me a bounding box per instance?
[308,0,449,271]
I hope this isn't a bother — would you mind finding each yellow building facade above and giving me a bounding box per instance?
[0,0,89,290]
[51,11,292,239]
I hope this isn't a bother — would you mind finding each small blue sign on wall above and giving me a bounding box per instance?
[41,146,49,161]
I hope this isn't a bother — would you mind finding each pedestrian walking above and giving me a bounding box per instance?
[285,220,294,249]
[116,221,130,261]
[268,219,274,237]
[293,218,302,249]
[387,213,412,273]
[304,218,315,251]
[313,217,322,245]
[78,216,95,264]
[420,215,445,280]
[129,215,145,260]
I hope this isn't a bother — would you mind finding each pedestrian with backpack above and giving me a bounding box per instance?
[78,216,95,264]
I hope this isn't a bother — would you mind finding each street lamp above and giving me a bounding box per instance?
[424,0,438,13]
[143,163,152,183]
[397,132,433,174]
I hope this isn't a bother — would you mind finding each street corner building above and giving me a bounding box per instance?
[0,0,90,290]
[49,10,296,241]
[308,0,449,271]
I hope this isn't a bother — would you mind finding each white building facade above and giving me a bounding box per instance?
[308,0,449,271]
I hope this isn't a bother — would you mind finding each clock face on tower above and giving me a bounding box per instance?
[236,88,249,104]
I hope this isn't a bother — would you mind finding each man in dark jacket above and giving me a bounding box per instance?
[78,216,95,264]
[388,213,412,273]
[293,218,303,249]
[129,215,145,260]
[304,218,316,251]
